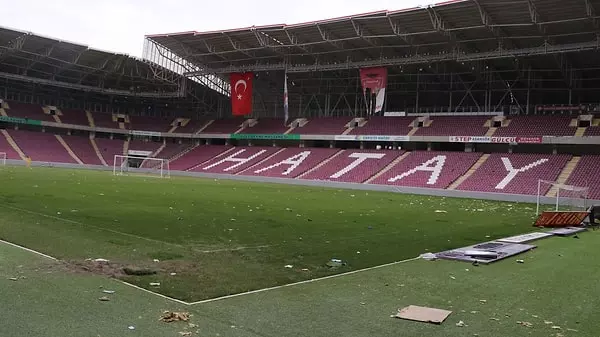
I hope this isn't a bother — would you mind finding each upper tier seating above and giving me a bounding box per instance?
[583,126,600,136]
[128,115,174,132]
[60,109,90,126]
[494,116,576,137]
[242,147,340,178]
[171,119,209,134]
[290,117,351,135]
[9,130,75,163]
[350,117,414,136]
[93,112,121,129]
[239,118,290,134]
[200,119,245,134]
[457,153,571,195]
[414,116,490,136]
[5,102,54,122]
[301,149,404,183]
[371,151,482,189]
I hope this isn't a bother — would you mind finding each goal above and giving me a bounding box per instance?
[113,155,170,178]
[0,152,5,166]
[536,180,589,214]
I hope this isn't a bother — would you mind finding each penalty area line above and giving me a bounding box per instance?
[115,280,191,306]
[0,239,58,261]
[188,256,421,306]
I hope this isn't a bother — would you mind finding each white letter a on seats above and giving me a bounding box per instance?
[388,155,446,185]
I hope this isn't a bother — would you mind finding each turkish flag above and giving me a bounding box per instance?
[230,72,253,115]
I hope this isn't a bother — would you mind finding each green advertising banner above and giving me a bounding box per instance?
[0,115,42,126]
[230,134,300,140]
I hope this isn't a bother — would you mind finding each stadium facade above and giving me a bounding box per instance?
[0,0,600,203]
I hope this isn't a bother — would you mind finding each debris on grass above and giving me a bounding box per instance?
[93,258,109,263]
[149,282,161,287]
[8,277,18,281]
[160,311,190,323]
[178,332,192,336]
[98,296,110,301]
[517,321,533,328]
[544,321,554,325]
[489,317,500,321]
[394,305,452,324]
[449,275,456,280]
[128,326,135,330]
[479,300,487,304]
[170,272,177,276]
[419,253,437,261]
[551,326,562,330]
[153,259,160,263]
[456,321,466,327]
[566,328,579,332]
[470,311,478,314]
[102,290,115,294]
[123,267,157,276]
[284,265,293,269]
[516,259,525,264]
[435,210,448,213]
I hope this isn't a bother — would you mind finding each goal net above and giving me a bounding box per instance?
[0,152,5,166]
[536,180,589,214]
[113,155,170,178]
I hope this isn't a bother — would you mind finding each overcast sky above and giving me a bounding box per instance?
[1,0,428,57]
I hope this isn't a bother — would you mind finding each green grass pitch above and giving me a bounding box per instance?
[1,165,599,337]
[0,165,537,301]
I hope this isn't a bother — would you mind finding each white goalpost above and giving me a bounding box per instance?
[0,152,5,166]
[113,155,170,178]
[536,179,589,214]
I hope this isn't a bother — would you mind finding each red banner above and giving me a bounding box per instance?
[360,67,387,113]
[230,72,253,115]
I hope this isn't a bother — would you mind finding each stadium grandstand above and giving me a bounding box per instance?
[1,0,600,201]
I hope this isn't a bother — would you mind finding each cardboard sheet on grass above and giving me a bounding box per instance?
[395,305,452,324]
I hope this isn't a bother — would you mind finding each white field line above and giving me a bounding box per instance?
[187,256,421,305]
[115,280,190,306]
[0,233,421,307]
[199,244,274,253]
[0,239,57,261]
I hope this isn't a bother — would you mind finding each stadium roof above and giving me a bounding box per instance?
[0,26,208,98]
[146,0,600,75]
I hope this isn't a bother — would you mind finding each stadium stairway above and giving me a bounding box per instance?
[364,151,411,184]
[123,139,130,155]
[0,129,26,160]
[89,136,108,166]
[407,127,419,136]
[55,135,84,164]
[86,111,96,128]
[42,106,62,123]
[546,156,581,197]
[485,128,497,137]
[297,149,345,179]
[151,141,167,158]
[196,120,214,134]
[575,127,587,137]
[447,154,490,190]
